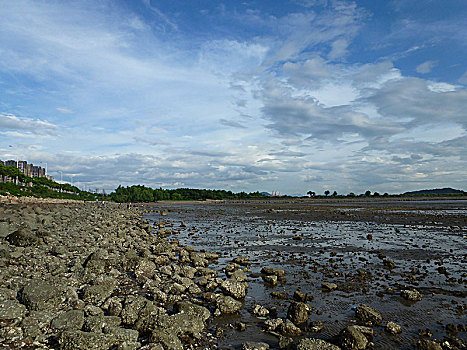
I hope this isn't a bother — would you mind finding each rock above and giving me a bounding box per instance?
[309,321,324,333]
[355,304,382,326]
[253,304,270,317]
[83,315,121,333]
[82,277,117,305]
[271,291,288,299]
[220,279,248,299]
[243,342,270,350]
[321,282,338,291]
[216,295,243,314]
[401,289,422,301]
[51,310,85,330]
[264,318,283,331]
[386,321,402,335]
[280,319,302,337]
[0,299,27,327]
[135,258,156,279]
[6,228,40,247]
[294,289,312,302]
[263,275,278,285]
[416,339,443,350]
[287,302,311,325]
[338,326,369,350]
[233,256,252,266]
[59,330,116,350]
[151,329,183,350]
[235,322,247,331]
[293,235,303,241]
[20,279,64,311]
[231,269,247,282]
[103,325,139,343]
[279,336,293,349]
[383,259,396,269]
[261,267,285,278]
[297,338,341,350]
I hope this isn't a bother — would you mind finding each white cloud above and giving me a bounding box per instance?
[416,60,437,74]
[0,113,58,136]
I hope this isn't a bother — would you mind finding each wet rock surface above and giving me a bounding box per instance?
[0,198,466,349]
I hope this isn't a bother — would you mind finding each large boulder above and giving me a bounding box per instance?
[216,295,243,314]
[287,302,311,325]
[20,279,65,311]
[6,228,40,247]
[51,310,85,330]
[220,279,248,299]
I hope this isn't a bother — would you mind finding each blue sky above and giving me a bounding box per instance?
[0,0,466,195]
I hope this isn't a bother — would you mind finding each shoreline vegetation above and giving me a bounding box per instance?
[1,164,465,203]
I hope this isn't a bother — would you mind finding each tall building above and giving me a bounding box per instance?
[5,160,17,167]
[0,159,47,178]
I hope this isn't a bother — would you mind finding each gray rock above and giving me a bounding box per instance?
[51,310,85,330]
[6,228,40,247]
[150,329,183,350]
[243,341,270,350]
[220,279,248,299]
[401,289,422,301]
[103,325,139,343]
[59,330,116,350]
[309,321,324,333]
[216,295,243,314]
[84,315,121,333]
[264,318,283,331]
[280,319,302,337]
[297,338,341,350]
[338,326,369,350]
[263,275,278,285]
[279,336,294,349]
[82,277,117,305]
[416,339,443,350]
[355,304,382,326]
[261,267,285,278]
[386,321,402,335]
[321,282,338,291]
[0,299,27,326]
[287,302,311,325]
[233,256,251,266]
[20,279,64,311]
[231,269,247,282]
[253,304,270,317]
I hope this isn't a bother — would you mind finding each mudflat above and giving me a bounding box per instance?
[0,198,465,349]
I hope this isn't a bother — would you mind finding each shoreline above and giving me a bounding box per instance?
[0,200,465,349]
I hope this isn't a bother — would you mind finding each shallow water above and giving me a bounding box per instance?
[145,201,467,349]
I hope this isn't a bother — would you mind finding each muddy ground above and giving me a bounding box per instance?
[146,198,467,349]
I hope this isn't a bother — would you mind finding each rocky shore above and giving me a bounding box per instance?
[0,200,465,349]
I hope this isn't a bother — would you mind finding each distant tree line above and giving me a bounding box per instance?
[109,185,267,203]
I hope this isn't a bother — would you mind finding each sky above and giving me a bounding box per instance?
[0,0,466,195]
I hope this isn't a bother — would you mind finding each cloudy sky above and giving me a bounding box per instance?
[1,0,466,195]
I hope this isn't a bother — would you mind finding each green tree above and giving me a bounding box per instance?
[324,190,330,196]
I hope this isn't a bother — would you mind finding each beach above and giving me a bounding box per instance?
[0,198,465,349]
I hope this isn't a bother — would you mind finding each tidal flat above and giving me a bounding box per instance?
[0,198,465,349]
[146,198,467,349]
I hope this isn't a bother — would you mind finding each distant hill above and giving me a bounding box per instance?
[403,188,465,195]
[260,192,271,196]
